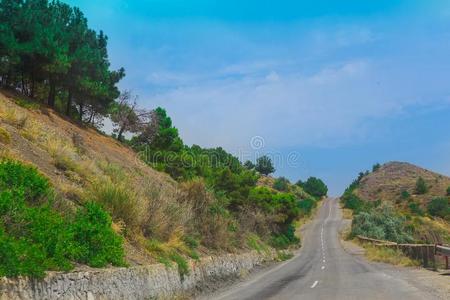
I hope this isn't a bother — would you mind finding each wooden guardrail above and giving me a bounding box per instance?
[435,244,450,269]
[356,235,447,269]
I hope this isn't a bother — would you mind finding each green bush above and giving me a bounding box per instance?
[351,205,413,243]
[0,159,50,203]
[0,159,125,278]
[70,202,125,267]
[447,186,450,196]
[372,163,381,172]
[408,202,424,216]
[401,190,410,200]
[427,197,450,219]
[273,177,290,192]
[298,197,316,216]
[415,177,428,194]
[298,177,328,199]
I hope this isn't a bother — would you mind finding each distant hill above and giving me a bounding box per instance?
[356,161,450,205]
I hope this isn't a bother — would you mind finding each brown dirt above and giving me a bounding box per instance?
[356,161,450,205]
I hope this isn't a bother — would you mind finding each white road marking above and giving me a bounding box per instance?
[321,266,325,270]
[323,259,326,263]
[311,280,319,288]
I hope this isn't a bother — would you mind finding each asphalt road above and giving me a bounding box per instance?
[210,198,437,300]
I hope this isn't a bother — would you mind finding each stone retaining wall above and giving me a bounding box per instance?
[0,251,276,300]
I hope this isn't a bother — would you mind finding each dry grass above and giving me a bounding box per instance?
[0,127,11,144]
[20,118,43,141]
[363,243,420,267]
[342,208,353,219]
[1,107,28,128]
[89,176,142,230]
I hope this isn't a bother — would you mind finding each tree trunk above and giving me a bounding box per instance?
[48,79,56,107]
[66,90,72,116]
[117,126,125,141]
[78,102,84,121]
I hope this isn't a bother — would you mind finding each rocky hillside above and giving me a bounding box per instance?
[356,161,450,205]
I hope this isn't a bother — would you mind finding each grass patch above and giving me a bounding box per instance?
[2,108,28,128]
[276,251,294,261]
[0,127,11,144]
[247,234,270,253]
[363,244,420,267]
[89,176,141,230]
[15,98,40,110]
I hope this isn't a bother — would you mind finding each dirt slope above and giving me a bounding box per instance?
[356,161,450,204]
[0,89,180,264]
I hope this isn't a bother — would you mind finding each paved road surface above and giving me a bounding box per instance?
[210,198,437,300]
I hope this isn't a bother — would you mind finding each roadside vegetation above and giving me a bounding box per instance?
[341,163,450,265]
[0,159,125,278]
[0,0,330,279]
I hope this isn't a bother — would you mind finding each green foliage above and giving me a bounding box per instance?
[270,224,300,249]
[400,190,410,200]
[415,177,428,194]
[243,160,255,170]
[0,159,124,278]
[298,177,328,199]
[427,197,450,219]
[273,177,290,192]
[408,202,424,216]
[0,0,123,123]
[70,202,125,267]
[255,155,275,175]
[0,159,50,203]
[372,163,381,172]
[351,205,414,243]
[447,186,450,196]
[298,197,317,216]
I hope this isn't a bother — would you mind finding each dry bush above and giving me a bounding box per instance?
[2,107,28,128]
[142,179,192,242]
[89,176,142,231]
[177,178,235,250]
[20,118,43,141]
[0,127,11,144]
[44,137,79,172]
[237,206,273,240]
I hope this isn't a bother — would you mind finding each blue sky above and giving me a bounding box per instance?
[67,0,450,195]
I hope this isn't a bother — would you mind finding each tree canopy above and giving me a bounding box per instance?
[255,155,275,175]
[0,0,124,124]
[297,177,328,199]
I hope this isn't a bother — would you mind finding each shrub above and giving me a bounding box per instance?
[372,163,381,172]
[273,177,290,192]
[299,177,328,199]
[90,177,140,229]
[400,190,410,200]
[408,202,424,216]
[298,197,316,216]
[0,127,10,144]
[3,109,27,128]
[70,202,125,268]
[255,155,275,175]
[427,197,450,219]
[351,205,413,243]
[0,159,125,277]
[447,186,450,196]
[415,177,428,194]
[0,159,50,203]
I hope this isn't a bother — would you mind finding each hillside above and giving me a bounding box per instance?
[356,161,450,205]
[0,89,178,265]
[0,89,320,278]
